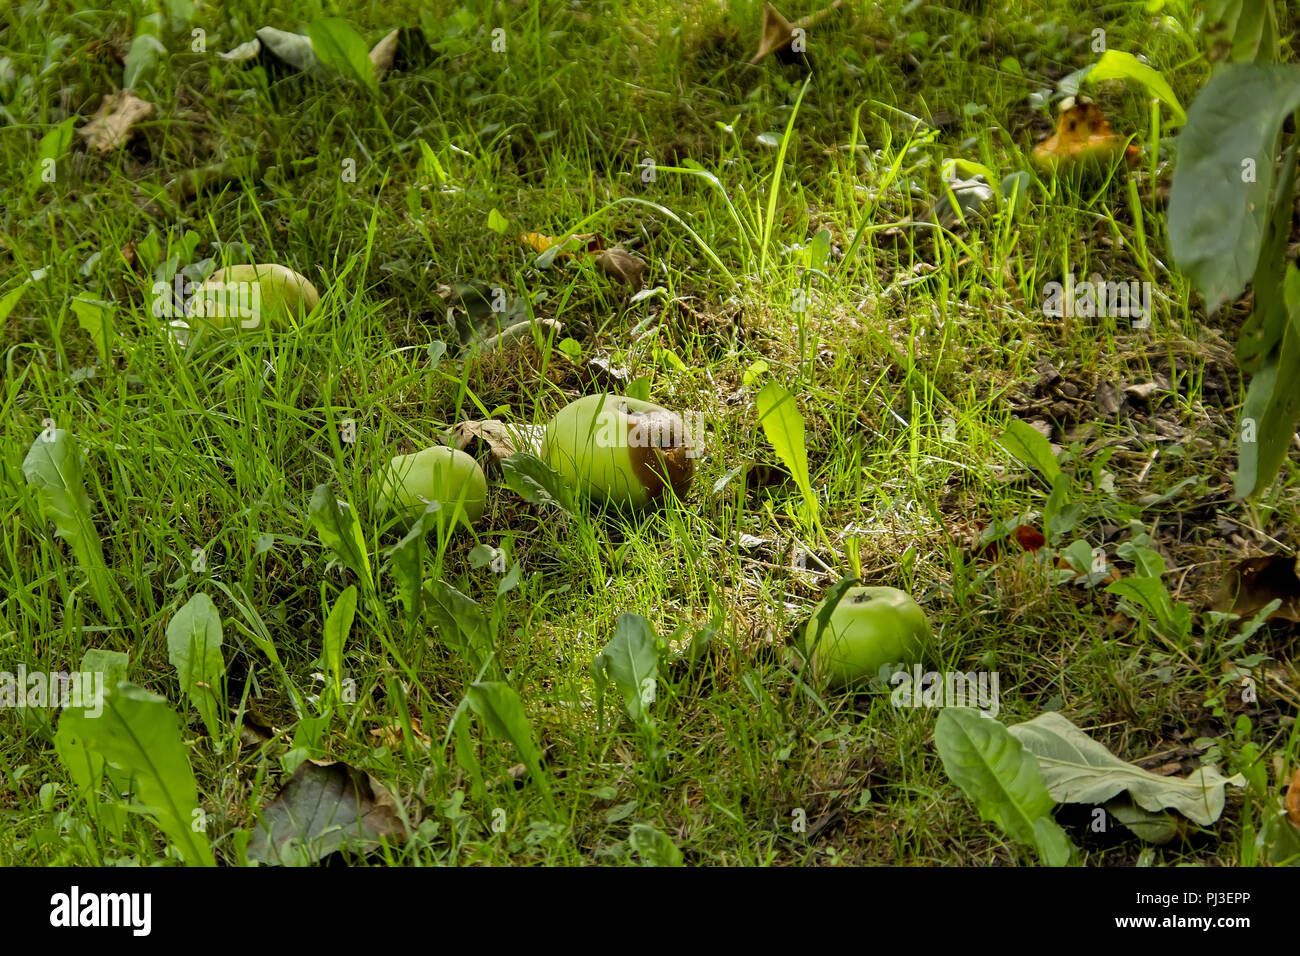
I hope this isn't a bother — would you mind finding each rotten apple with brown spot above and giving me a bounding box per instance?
[540,394,698,509]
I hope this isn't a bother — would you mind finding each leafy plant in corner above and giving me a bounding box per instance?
[1168,1,1300,497]
[934,708,1076,865]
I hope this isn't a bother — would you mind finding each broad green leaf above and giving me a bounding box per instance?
[756,382,817,526]
[386,505,439,619]
[1116,539,1166,578]
[628,823,685,866]
[22,429,118,621]
[29,117,75,191]
[466,681,553,811]
[1105,797,1180,844]
[165,592,226,739]
[80,648,129,689]
[163,0,196,24]
[500,453,575,514]
[1033,815,1073,866]
[0,269,47,324]
[307,18,378,91]
[123,31,165,89]
[592,612,661,725]
[424,579,492,671]
[53,658,130,839]
[1085,50,1186,126]
[1203,0,1280,64]
[935,708,1073,864]
[1232,106,1297,375]
[1044,471,1081,539]
[53,715,113,831]
[1000,171,1030,218]
[1168,64,1300,313]
[1235,264,1300,497]
[70,297,115,365]
[123,11,164,89]
[0,285,26,324]
[1106,575,1191,639]
[308,485,373,589]
[997,419,1061,483]
[1007,712,1245,826]
[59,683,214,865]
[322,585,357,702]
[806,229,831,270]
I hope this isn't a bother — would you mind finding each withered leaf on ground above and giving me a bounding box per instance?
[595,248,648,288]
[1213,554,1300,622]
[369,716,431,749]
[751,1,842,64]
[448,419,544,466]
[247,759,409,865]
[971,523,1046,560]
[369,28,400,79]
[77,90,154,153]
[1032,97,1141,172]
[582,354,630,392]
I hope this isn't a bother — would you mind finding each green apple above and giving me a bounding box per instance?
[375,446,487,529]
[187,263,319,330]
[803,586,931,688]
[540,394,698,509]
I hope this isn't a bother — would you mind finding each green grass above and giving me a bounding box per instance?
[1,0,1297,866]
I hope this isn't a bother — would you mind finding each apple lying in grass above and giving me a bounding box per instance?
[186,263,319,330]
[375,446,487,529]
[540,394,697,509]
[803,586,932,688]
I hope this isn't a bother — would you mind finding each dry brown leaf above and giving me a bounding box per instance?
[369,716,431,749]
[77,90,154,153]
[369,28,399,79]
[1212,554,1300,622]
[750,1,842,64]
[247,760,409,865]
[448,419,544,466]
[596,247,648,287]
[972,524,1046,561]
[751,3,798,62]
[582,354,630,391]
[754,0,842,63]
[1032,97,1140,172]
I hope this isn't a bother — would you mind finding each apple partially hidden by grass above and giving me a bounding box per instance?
[803,586,932,688]
[540,394,697,509]
[187,263,319,330]
[375,446,487,529]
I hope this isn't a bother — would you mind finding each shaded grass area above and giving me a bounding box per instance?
[0,0,1297,865]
